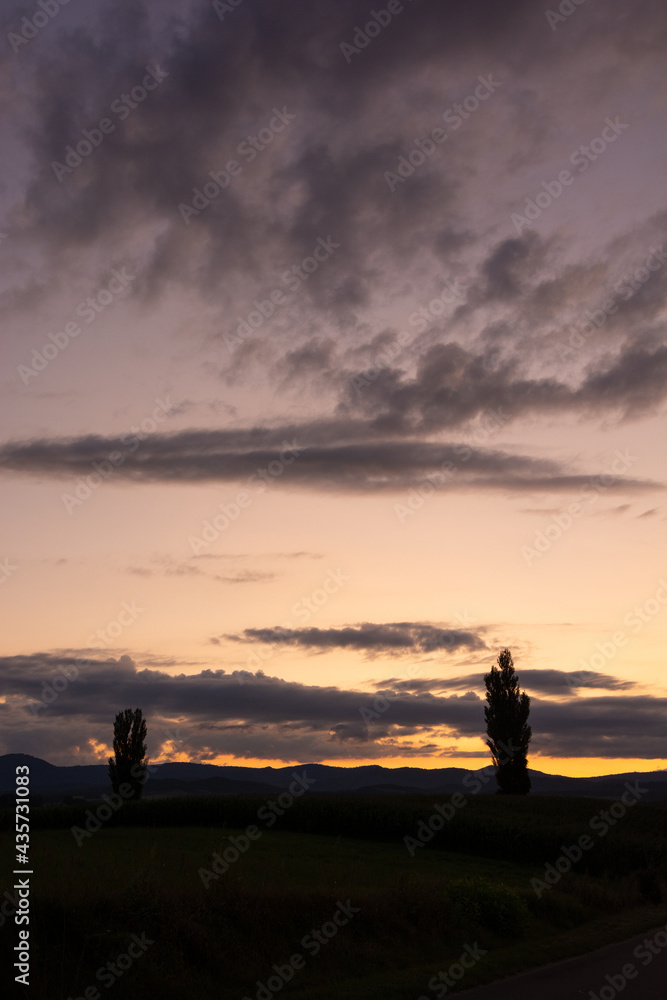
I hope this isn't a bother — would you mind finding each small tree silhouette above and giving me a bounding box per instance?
[484,649,532,795]
[108,707,148,801]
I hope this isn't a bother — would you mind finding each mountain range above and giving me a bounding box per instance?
[2,754,667,803]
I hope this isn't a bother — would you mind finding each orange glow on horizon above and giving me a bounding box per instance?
[149,752,667,779]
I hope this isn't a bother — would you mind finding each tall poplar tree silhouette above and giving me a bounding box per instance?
[484,649,532,795]
[108,707,148,801]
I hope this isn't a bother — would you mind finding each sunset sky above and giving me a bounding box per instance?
[1,0,665,777]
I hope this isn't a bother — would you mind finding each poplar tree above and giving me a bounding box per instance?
[108,707,148,801]
[484,649,532,794]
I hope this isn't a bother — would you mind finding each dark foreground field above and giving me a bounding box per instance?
[2,794,666,999]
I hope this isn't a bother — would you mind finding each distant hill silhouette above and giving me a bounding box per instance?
[1,754,666,803]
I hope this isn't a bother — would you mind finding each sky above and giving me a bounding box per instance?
[0,0,665,777]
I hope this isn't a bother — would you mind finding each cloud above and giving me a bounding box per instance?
[340,340,667,431]
[3,0,665,348]
[0,422,661,494]
[126,555,274,585]
[225,622,487,655]
[1,653,664,763]
[378,669,637,695]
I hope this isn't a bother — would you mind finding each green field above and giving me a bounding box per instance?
[2,794,666,999]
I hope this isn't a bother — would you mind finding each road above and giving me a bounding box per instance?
[459,924,667,999]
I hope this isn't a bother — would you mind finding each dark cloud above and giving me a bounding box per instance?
[480,235,543,302]
[276,338,337,385]
[532,696,667,760]
[0,422,661,494]
[0,653,664,763]
[225,622,486,656]
[455,222,667,346]
[3,0,665,338]
[2,0,665,458]
[341,340,667,431]
[379,669,637,696]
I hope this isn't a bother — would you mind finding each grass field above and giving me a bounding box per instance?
[2,794,666,999]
